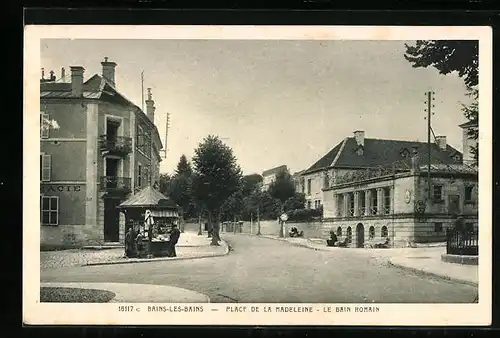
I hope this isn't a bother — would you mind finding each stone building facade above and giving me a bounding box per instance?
[40,58,163,247]
[322,158,478,247]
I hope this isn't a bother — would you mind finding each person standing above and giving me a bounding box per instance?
[169,224,181,257]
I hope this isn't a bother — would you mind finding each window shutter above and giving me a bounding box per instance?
[42,154,51,182]
[41,112,50,139]
[51,196,59,225]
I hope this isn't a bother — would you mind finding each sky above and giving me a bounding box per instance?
[41,39,472,176]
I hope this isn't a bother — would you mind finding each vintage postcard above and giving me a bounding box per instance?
[24,25,492,326]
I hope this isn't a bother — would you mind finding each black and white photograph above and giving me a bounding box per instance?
[24,25,492,326]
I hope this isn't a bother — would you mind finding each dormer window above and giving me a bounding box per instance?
[400,148,410,159]
[356,145,364,156]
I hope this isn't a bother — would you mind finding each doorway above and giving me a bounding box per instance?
[104,198,120,242]
[356,223,364,248]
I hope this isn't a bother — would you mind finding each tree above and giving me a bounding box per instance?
[404,40,478,87]
[268,170,296,204]
[241,174,263,196]
[404,40,479,165]
[220,190,244,223]
[191,135,243,245]
[283,192,306,213]
[175,154,193,177]
[166,155,194,221]
[158,173,171,196]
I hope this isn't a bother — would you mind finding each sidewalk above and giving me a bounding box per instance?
[41,232,229,269]
[41,282,210,303]
[249,233,478,286]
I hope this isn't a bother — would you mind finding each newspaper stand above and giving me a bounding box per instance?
[118,186,180,258]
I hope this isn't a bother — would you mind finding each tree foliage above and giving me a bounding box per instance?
[268,170,296,204]
[191,135,243,244]
[242,174,263,196]
[404,40,479,165]
[404,40,478,87]
[283,193,306,213]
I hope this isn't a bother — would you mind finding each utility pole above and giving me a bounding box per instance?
[425,91,435,200]
[257,205,261,235]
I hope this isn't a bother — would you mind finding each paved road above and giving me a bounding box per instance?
[40,234,477,303]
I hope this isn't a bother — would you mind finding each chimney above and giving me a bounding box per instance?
[353,130,365,147]
[145,88,156,122]
[41,68,45,80]
[411,146,420,174]
[435,136,447,151]
[61,67,66,81]
[101,57,117,87]
[70,66,85,97]
[49,70,56,81]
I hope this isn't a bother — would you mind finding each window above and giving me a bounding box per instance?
[41,154,51,182]
[346,227,352,243]
[383,188,391,214]
[371,190,378,215]
[369,226,375,239]
[307,201,311,209]
[137,164,142,187]
[41,196,59,226]
[433,185,443,201]
[434,222,443,233]
[348,193,354,216]
[465,186,473,201]
[381,226,388,238]
[336,227,342,237]
[40,112,50,139]
[307,179,311,195]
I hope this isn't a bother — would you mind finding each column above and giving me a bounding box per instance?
[365,190,371,216]
[343,193,349,217]
[389,186,394,214]
[377,188,383,215]
[353,192,360,217]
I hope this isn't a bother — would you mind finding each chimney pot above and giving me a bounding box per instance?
[353,130,365,147]
[70,66,85,97]
[145,88,156,123]
[101,57,117,87]
[435,136,447,151]
[61,67,66,81]
[411,146,420,173]
[41,68,45,79]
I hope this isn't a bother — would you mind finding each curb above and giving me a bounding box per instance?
[388,259,478,287]
[83,240,230,267]
[41,282,211,303]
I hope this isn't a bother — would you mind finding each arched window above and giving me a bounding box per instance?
[346,227,352,243]
[336,226,342,237]
[381,226,388,238]
[369,226,375,239]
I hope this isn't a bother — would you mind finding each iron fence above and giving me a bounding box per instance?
[446,228,478,256]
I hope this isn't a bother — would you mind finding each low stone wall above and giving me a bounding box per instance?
[40,224,103,248]
[441,254,478,265]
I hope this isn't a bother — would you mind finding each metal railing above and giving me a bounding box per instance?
[98,135,132,155]
[446,229,478,256]
[100,176,132,192]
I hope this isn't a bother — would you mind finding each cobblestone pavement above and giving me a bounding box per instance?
[41,234,477,303]
[41,245,227,270]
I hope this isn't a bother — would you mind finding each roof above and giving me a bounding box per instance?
[422,163,478,174]
[303,137,463,174]
[262,165,287,177]
[459,119,478,128]
[118,186,178,209]
[41,74,163,150]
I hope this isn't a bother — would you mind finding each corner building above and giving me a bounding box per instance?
[40,58,163,246]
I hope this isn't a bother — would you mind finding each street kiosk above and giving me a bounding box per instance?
[118,186,180,258]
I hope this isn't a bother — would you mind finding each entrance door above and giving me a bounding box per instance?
[104,198,120,242]
[356,223,364,248]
